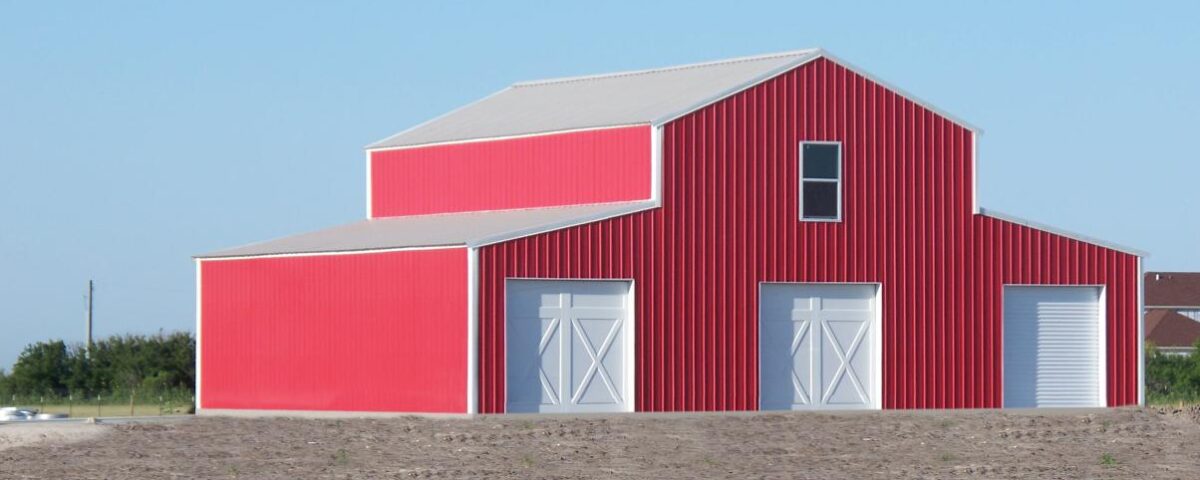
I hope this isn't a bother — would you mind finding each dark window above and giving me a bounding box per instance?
[803,182,838,218]
[802,144,839,179]
[800,142,841,221]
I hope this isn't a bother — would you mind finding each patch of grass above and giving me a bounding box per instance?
[1100,453,1118,467]
[938,419,956,429]
[939,452,957,463]
[227,465,239,479]
[333,448,350,466]
[520,454,535,467]
[21,403,177,417]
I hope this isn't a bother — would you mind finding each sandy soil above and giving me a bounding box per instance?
[1,407,1198,479]
[0,422,107,453]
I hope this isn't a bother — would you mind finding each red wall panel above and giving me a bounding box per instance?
[477,58,1140,413]
[370,126,651,217]
[201,248,467,413]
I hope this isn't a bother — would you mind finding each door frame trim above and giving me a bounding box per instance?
[503,278,636,414]
[757,282,884,411]
[1001,284,1108,408]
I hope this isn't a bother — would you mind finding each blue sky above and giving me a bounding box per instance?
[1,1,1196,369]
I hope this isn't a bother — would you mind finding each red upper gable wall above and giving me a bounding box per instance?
[369,125,652,217]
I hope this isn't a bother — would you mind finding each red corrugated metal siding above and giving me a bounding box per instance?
[477,57,1139,413]
[200,249,467,413]
[370,126,651,217]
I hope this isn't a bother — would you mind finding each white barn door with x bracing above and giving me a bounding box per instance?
[505,280,633,413]
[760,283,879,410]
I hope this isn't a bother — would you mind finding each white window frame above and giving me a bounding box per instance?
[799,141,843,222]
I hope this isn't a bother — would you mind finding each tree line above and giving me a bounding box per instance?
[0,332,194,401]
[1146,341,1200,404]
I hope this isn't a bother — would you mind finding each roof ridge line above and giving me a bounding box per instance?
[511,48,819,87]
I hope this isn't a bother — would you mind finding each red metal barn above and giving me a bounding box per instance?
[196,49,1145,415]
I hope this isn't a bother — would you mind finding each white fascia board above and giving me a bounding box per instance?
[364,123,650,153]
[651,49,984,135]
[364,86,514,150]
[816,51,984,134]
[651,50,822,127]
[195,244,466,262]
[514,48,821,87]
[469,201,659,248]
[977,208,1149,257]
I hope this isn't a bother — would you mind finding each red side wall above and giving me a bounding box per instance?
[477,57,1140,413]
[370,126,652,217]
[200,249,467,413]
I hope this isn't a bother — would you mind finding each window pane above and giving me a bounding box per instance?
[803,144,839,179]
[803,181,838,218]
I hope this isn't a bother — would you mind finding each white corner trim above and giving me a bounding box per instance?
[1137,257,1145,406]
[466,247,479,415]
[194,259,202,412]
[365,149,374,219]
[977,208,1148,257]
[650,125,663,202]
[971,131,980,214]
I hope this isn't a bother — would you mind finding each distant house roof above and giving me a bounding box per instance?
[196,201,655,259]
[1145,309,1200,348]
[1145,272,1200,307]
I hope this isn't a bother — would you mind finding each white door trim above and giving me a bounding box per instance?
[1001,284,1107,408]
[757,282,883,411]
[503,278,636,413]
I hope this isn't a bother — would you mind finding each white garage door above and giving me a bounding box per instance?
[760,284,879,410]
[1004,286,1104,408]
[506,280,632,413]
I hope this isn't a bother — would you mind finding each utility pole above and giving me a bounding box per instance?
[85,280,94,357]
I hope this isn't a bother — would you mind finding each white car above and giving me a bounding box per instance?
[0,407,39,421]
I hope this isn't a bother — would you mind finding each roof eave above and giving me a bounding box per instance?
[977,207,1149,257]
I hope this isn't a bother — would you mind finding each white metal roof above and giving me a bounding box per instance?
[367,49,822,149]
[197,201,656,259]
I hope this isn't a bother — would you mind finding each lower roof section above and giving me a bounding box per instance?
[196,200,656,259]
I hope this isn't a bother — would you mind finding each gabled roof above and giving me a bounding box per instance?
[1145,309,1200,348]
[368,49,820,149]
[1146,272,1200,307]
[196,201,655,259]
[367,49,981,150]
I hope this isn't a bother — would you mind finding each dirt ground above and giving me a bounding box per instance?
[2,407,1199,479]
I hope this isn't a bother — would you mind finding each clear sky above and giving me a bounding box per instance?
[1,1,1197,369]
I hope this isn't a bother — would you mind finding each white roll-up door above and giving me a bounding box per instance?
[506,280,633,413]
[1003,286,1104,408]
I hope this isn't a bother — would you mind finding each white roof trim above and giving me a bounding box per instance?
[514,49,821,87]
[469,200,659,247]
[364,86,514,150]
[652,48,984,133]
[196,245,466,261]
[651,50,822,126]
[364,123,649,153]
[817,51,984,134]
[978,208,1148,257]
